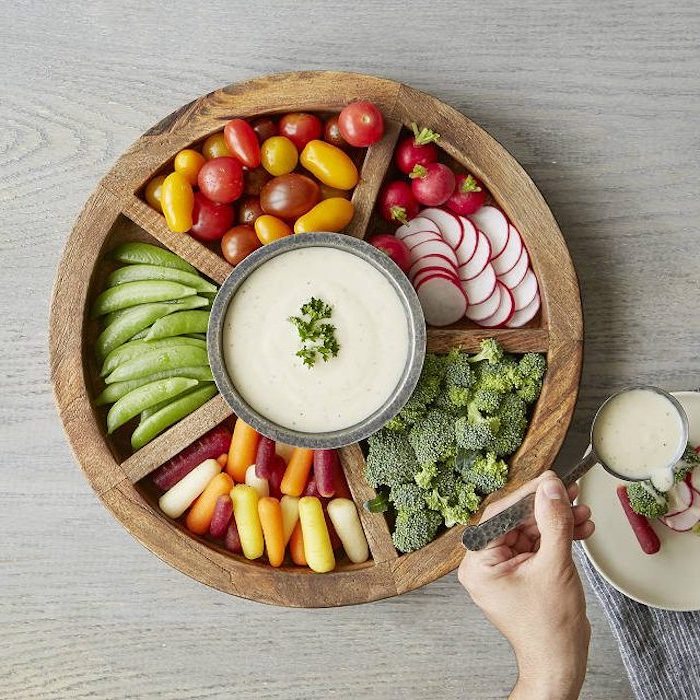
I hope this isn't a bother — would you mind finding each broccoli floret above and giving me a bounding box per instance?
[472,389,502,414]
[389,482,425,511]
[461,452,509,495]
[491,393,528,457]
[392,507,442,552]
[673,443,700,482]
[364,491,390,513]
[384,414,408,432]
[395,353,446,426]
[434,460,457,497]
[444,348,475,391]
[467,338,504,365]
[511,353,546,404]
[414,461,438,489]
[472,357,518,394]
[626,481,668,519]
[365,429,418,488]
[408,409,456,466]
[425,481,481,527]
[447,386,471,408]
[455,404,501,451]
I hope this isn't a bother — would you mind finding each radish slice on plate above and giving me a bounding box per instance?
[415,274,468,327]
[419,208,463,250]
[505,292,540,328]
[666,480,694,516]
[402,230,441,250]
[456,217,479,265]
[690,466,700,494]
[511,268,539,311]
[660,505,700,532]
[458,232,491,280]
[465,284,502,322]
[460,263,496,305]
[395,217,440,240]
[478,284,515,328]
[409,254,458,281]
[468,205,509,258]
[492,224,523,275]
[410,239,459,268]
[498,246,529,289]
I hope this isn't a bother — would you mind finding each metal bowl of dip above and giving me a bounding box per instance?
[208,232,426,449]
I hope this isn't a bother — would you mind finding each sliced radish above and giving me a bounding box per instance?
[410,239,459,268]
[456,217,479,265]
[498,246,529,289]
[465,284,502,322]
[666,480,693,516]
[402,230,442,250]
[511,268,539,311]
[458,232,491,280]
[409,254,458,281]
[690,466,700,494]
[660,505,700,532]
[505,292,541,328]
[419,208,463,250]
[415,274,468,327]
[395,217,440,240]
[492,225,523,275]
[460,263,496,305]
[413,266,460,289]
[478,284,515,328]
[468,206,509,258]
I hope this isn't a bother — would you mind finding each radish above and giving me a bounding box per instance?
[690,466,700,494]
[456,217,479,264]
[418,208,463,250]
[510,268,539,311]
[394,216,440,240]
[505,292,541,328]
[446,173,487,216]
[394,124,440,175]
[498,246,529,289]
[492,225,524,276]
[402,230,442,250]
[410,239,459,268]
[367,234,411,273]
[660,505,700,532]
[460,263,497,305]
[415,274,467,326]
[378,181,419,225]
[409,254,458,281]
[666,480,693,515]
[468,206,509,258]
[412,267,460,290]
[478,284,515,328]
[465,285,502,322]
[458,231,491,280]
[410,163,456,206]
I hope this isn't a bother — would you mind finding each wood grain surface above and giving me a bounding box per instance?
[4,0,699,697]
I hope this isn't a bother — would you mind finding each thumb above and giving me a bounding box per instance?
[534,476,574,566]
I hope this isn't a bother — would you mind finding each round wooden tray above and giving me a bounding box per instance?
[49,71,583,607]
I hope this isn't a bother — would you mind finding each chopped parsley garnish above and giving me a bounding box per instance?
[289,297,340,368]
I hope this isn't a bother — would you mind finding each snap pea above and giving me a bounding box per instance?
[104,295,208,327]
[187,333,208,341]
[110,242,196,273]
[129,328,150,341]
[106,265,217,294]
[107,377,198,434]
[100,337,206,377]
[131,384,218,450]
[105,345,209,384]
[92,280,197,318]
[96,367,214,405]
[145,310,210,341]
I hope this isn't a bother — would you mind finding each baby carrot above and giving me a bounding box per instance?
[280,448,314,497]
[298,496,335,573]
[258,497,285,568]
[245,464,269,498]
[227,418,261,482]
[185,472,233,535]
[289,521,306,566]
[216,453,228,468]
[209,494,233,538]
[230,484,264,560]
[280,495,300,545]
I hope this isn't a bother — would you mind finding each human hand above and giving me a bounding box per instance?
[458,471,595,700]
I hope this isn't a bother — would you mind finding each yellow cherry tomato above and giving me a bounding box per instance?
[202,132,231,160]
[299,140,359,190]
[294,198,355,234]
[144,174,165,213]
[174,149,206,185]
[260,136,298,176]
[254,214,292,244]
[160,172,194,233]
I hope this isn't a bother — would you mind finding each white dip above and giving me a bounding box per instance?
[222,247,409,433]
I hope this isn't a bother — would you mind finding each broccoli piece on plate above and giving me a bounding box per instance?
[408,409,456,466]
[467,338,504,365]
[365,429,418,488]
[626,481,669,519]
[392,507,442,552]
[389,482,426,511]
[461,452,509,495]
[674,443,700,482]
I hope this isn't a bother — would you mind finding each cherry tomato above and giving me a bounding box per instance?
[300,140,358,190]
[260,173,320,219]
[319,183,350,200]
[251,117,278,143]
[173,149,206,186]
[160,172,194,233]
[294,198,354,234]
[260,136,298,176]
[338,101,384,147]
[238,197,264,226]
[190,192,235,242]
[144,175,165,213]
[224,119,261,169]
[202,132,231,160]
[324,115,349,149]
[198,157,244,204]
[409,162,455,206]
[279,113,322,151]
[446,173,487,216]
[368,234,411,273]
[254,214,293,244]
[220,225,261,266]
[378,181,419,224]
[244,166,271,196]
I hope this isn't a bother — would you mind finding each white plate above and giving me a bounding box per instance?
[578,391,700,611]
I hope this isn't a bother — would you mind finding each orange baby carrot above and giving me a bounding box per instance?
[216,453,228,468]
[258,497,285,568]
[280,447,314,497]
[227,418,261,482]
[185,472,234,535]
[289,521,307,566]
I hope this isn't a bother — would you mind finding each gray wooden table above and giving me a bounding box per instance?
[3,1,698,697]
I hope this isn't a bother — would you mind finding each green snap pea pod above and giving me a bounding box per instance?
[145,310,210,341]
[105,346,209,384]
[96,367,214,405]
[139,389,192,422]
[107,377,198,434]
[131,384,218,450]
[106,265,217,294]
[129,328,150,341]
[104,295,208,327]
[92,280,197,318]
[187,333,207,341]
[110,242,196,273]
[100,337,206,377]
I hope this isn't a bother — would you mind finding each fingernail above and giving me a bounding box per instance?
[542,478,566,500]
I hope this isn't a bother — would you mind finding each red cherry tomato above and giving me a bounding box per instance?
[378,181,419,225]
[368,234,411,273]
[279,113,322,151]
[220,225,261,266]
[197,157,244,204]
[190,192,235,242]
[250,117,278,143]
[224,119,261,168]
[409,162,456,206]
[338,101,384,147]
[238,197,264,226]
[324,115,349,149]
[445,173,487,216]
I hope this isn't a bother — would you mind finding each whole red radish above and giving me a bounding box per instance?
[190,192,235,242]
[410,163,455,206]
[368,234,411,273]
[446,173,487,215]
[338,101,384,147]
[378,181,419,225]
[394,123,440,174]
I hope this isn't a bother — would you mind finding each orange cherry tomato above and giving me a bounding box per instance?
[144,175,166,213]
[221,225,261,265]
[254,214,293,244]
[260,136,298,176]
[300,140,358,190]
[293,198,354,234]
[202,132,232,160]
[174,149,206,185]
[160,172,194,233]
